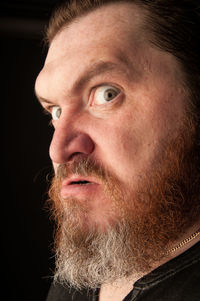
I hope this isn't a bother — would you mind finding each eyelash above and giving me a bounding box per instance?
[89,82,121,95]
[42,107,54,126]
[41,82,123,121]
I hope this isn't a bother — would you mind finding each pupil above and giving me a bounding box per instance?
[104,89,117,101]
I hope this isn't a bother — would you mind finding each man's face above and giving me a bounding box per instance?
[35,3,199,288]
[35,3,186,227]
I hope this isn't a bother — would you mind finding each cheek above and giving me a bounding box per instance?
[94,100,175,185]
[95,113,145,184]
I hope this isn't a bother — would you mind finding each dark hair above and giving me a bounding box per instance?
[46,0,200,116]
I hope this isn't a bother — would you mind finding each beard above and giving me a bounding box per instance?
[48,112,200,290]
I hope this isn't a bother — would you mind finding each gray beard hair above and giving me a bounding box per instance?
[54,226,126,289]
[53,197,167,290]
[54,218,150,290]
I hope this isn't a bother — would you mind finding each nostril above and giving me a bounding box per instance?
[68,152,83,162]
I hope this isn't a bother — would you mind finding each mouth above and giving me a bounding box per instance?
[65,176,97,185]
[69,180,92,185]
[60,176,100,198]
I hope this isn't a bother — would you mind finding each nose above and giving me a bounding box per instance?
[49,121,95,164]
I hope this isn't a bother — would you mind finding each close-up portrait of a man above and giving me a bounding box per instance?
[34,0,200,300]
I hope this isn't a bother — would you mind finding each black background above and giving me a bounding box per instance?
[1,1,61,300]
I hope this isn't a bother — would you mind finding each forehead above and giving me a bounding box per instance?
[36,2,183,104]
[45,2,145,65]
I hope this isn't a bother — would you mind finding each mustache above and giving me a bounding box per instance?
[56,156,107,181]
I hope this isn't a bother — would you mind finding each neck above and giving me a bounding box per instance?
[165,222,200,259]
[99,222,200,301]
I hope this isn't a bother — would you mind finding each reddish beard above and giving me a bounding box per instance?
[47,114,200,289]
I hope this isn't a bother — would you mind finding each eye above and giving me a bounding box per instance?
[51,106,62,120]
[91,85,120,106]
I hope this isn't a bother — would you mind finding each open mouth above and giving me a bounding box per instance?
[63,176,98,187]
[60,177,99,198]
[70,180,92,185]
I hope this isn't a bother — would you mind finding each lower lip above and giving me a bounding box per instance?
[60,183,100,199]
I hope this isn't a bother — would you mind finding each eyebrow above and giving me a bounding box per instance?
[35,58,133,105]
[72,60,129,93]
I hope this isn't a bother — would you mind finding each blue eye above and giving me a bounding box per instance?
[51,106,62,120]
[92,85,120,105]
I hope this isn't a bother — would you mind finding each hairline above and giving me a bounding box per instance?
[46,1,145,46]
[45,1,193,115]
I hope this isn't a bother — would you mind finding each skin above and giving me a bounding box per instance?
[35,3,199,300]
[35,3,185,215]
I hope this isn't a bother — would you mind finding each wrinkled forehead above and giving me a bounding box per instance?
[45,2,146,65]
[36,1,184,103]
